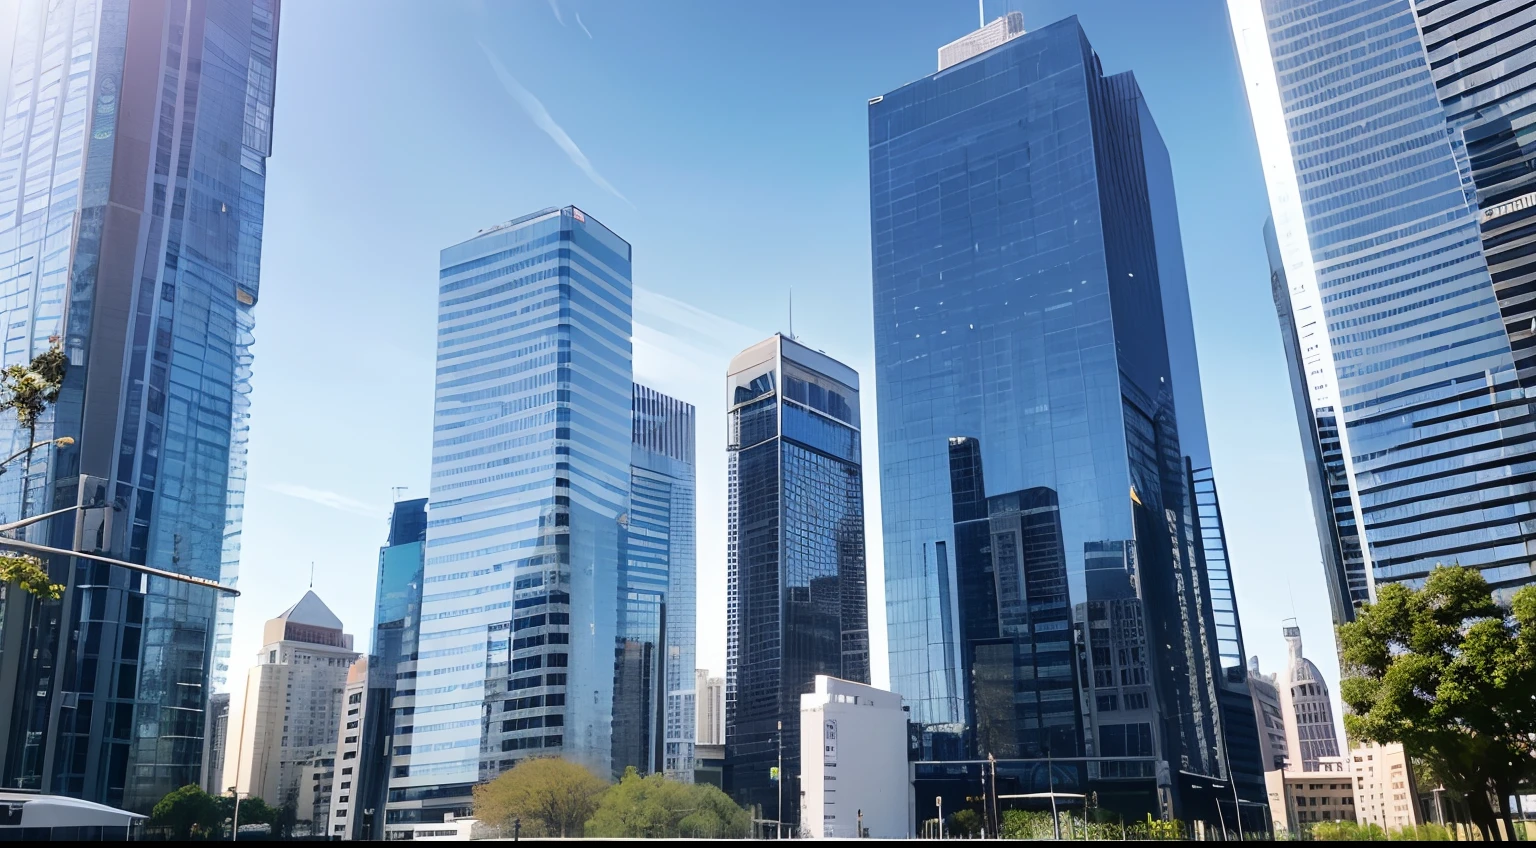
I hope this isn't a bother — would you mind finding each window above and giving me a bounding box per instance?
[348,693,362,704]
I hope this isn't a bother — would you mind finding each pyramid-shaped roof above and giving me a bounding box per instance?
[276,590,343,631]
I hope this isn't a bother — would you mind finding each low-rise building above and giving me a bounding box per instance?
[1266,755,1356,834]
[1352,741,1420,831]
[799,676,911,839]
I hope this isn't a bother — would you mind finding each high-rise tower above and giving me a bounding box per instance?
[387,206,632,832]
[1230,0,1536,618]
[869,14,1265,826]
[0,0,279,810]
[725,333,869,833]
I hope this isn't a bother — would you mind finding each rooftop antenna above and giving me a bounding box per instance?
[789,286,796,341]
[978,0,985,27]
[309,562,315,589]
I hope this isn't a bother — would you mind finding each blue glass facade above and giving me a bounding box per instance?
[387,206,631,833]
[724,334,869,832]
[615,384,695,780]
[0,0,278,811]
[1231,0,1536,618]
[871,16,1261,824]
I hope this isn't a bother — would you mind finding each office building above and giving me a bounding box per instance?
[1412,1,1536,386]
[0,0,279,810]
[799,676,911,839]
[1279,624,1339,772]
[696,670,724,747]
[1229,0,1536,620]
[202,693,231,795]
[387,206,633,832]
[327,659,369,838]
[725,333,870,832]
[291,745,336,836]
[1266,756,1356,834]
[870,13,1264,827]
[1352,741,1421,832]
[333,497,427,841]
[225,592,357,817]
[616,384,697,781]
[1248,657,1288,772]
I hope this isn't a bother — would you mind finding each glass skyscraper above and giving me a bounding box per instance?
[617,384,696,781]
[0,0,278,811]
[333,497,426,841]
[1230,0,1536,621]
[388,206,633,832]
[870,14,1263,825]
[724,333,870,833]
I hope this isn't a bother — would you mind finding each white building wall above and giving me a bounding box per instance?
[799,676,910,839]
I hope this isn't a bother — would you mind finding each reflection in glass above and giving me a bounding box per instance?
[725,334,869,833]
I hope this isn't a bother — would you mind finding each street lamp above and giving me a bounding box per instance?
[227,787,246,842]
[0,436,72,474]
[776,720,784,839]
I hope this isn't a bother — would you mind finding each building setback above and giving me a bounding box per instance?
[0,0,279,811]
[224,592,357,825]
[869,13,1265,828]
[725,333,870,833]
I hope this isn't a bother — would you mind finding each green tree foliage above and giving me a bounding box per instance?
[584,766,750,838]
[0,553,60,599]
[214,794,278,832]
[1338,565,1536,841]
[0,344,67,601]
[946,807,983,837]
[472,756,608,838]
[150,784,223,840]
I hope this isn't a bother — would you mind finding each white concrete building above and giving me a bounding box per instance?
[1352,741,1421,832]
[327,659,371,839]
[1266,755,1356,834]
[1248,656,1287,771]
[799,676,911,839]
[224,592,358,817]
[696,669,724,746]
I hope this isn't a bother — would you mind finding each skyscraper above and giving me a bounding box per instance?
[725,333,869,833]
[616,383,697,781]
[869,14,1264,826]
[331,497,425,841]
[224,592,357,819]
[696,669,724,747]
[1230,0,1536,620]
[387,206,632,832]
[0,0,278,810]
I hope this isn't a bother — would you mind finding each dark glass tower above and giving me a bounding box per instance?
[870,14,1263,827]
[724,333,869,833]
[0,0,279,811]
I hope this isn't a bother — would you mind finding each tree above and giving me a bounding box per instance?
[946,808,983,837]
[472,756,608,838]
[150,784,222,840]
[1339,565,1536,841]
[584,766,750,838]
[0,343,67,600]
[214,793,277,836]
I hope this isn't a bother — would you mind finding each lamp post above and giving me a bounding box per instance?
[988,752,999,836]
[937,795,944,839]
[1046,746,1060,841]
[776,720,784,839]
[227,788,245,842]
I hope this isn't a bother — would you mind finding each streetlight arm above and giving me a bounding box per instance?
[0,438,73,474]
[0,503,89,534]
[0,534,237,596]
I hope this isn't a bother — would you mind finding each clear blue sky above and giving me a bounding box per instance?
[231,0,1339,715]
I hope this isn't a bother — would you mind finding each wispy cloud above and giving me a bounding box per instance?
[547,0,564,26]
[266,483,381,518]
[476,41,632,207]
[576,12,593,39]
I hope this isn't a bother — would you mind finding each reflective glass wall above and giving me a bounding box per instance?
[616,384,696,780]
[0,0,279,811]
[1231,0,1536,613]
[870,16,1255,821]
[389,206,630,833]
[725,334,869,831]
